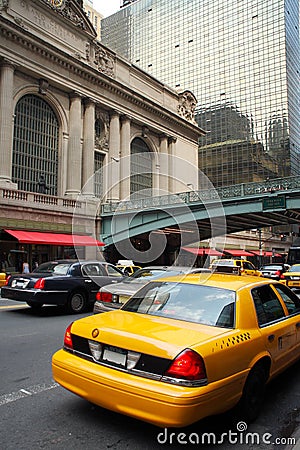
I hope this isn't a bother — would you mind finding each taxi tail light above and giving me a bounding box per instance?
[164,349,207,381]
[34,278,45,289]
[4,275,11,286]
[96,291,112,303]
[64,322,74,349]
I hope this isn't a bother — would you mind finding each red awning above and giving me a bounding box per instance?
[249,250,280,257]
[182,247,224,256]
[223,249,254,257]
[4,230,104,247]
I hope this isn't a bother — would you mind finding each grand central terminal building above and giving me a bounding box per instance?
[0,0,202,271]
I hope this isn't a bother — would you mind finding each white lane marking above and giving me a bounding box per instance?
[19,389,32,395]
[0,382,59,407]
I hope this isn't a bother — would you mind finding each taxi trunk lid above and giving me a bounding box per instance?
[72,310,230,360]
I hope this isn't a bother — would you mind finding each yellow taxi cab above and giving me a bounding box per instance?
[281,264,300,290]
[210,259,262,276]
[52,269,300,428]
[116,260,141,276]
[0,272,6,287]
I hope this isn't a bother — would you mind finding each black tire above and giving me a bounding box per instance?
[67,291,87,314]
[27,301,43,310]
[237,365,267,423]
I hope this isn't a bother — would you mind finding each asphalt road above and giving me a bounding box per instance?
[1,297,300,450]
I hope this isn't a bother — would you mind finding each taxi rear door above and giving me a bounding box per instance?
[251,284,297,376]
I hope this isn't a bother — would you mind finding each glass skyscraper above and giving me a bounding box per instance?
[101,0,300,188]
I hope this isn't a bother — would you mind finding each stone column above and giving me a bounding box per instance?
[82,98,95,197]
[168,136,177,193]
[65,93,82,196]
[159,134,169,194]
[0,60,17,189]
[108,111,120,201]
[120,115,131,200]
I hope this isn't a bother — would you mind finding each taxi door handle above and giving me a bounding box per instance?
[268,334,275,342]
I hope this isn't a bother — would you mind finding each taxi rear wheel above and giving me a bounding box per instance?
[238,365,267,423]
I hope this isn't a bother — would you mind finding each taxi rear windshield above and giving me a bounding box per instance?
[123,282,236,328]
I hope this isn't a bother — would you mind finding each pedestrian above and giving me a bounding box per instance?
[37,174,48,194]
[22,261,30,273]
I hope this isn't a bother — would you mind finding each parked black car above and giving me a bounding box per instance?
[259,263,290,280]
[1,260,125,313]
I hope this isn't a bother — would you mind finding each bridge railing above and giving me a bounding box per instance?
[101,176,300,214]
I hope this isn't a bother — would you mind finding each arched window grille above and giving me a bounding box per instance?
[130,137,152,199]
[12,94,59,195]
[94,151,104,198]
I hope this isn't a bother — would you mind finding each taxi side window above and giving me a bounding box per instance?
[244,262,254,270]
[252,285,286,326]
[273,284,300,315]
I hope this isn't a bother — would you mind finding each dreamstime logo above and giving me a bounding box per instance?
[157,422,296,446]
[71,153,227,279]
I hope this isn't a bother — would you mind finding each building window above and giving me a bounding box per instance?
[130,137,152,199]
[12,94,59,195]
[94,151,104,198]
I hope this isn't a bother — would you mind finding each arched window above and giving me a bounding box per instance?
[12,94,59,195]
[130,137,152,199]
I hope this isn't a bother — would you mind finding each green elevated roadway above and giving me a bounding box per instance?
[101,176,300,247]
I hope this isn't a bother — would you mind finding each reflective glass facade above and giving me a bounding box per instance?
[102,0,300,187]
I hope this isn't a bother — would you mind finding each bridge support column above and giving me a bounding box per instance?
[108,110,120,201]
[120,115,131,199]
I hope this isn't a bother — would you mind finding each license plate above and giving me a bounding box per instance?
[102,346,126,366]
[12,280,29,289]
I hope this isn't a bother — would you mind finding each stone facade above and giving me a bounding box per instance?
[0,0,202,265]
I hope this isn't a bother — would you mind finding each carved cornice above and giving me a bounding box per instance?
[0,20,202,138]
[0,0,9,12]
[177,90,197,124]
[40,0,96,37]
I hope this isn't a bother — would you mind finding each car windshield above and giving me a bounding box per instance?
[124,269,171,284]
[123,281,236,328]
[289,265,300,273]
[212,260,234,266]
[33,262,71,273]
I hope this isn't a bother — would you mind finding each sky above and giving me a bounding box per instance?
[92,0,122,17]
